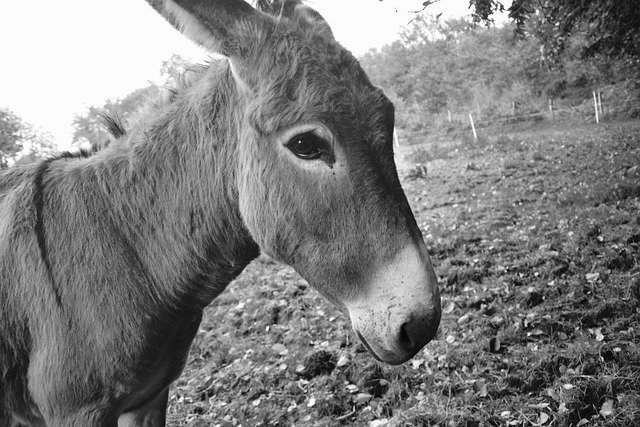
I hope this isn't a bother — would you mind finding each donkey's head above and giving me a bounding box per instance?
[148,0,441,365]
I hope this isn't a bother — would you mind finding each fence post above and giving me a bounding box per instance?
[469,113,478,141]
[597,89,603,117]
[548,98,555,120]
[593,91,600,124]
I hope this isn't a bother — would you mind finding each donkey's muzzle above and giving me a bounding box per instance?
[347,244,441,365]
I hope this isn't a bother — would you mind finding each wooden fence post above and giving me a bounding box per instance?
[593,91,600,124]
[597,89,603,117]
[469,113,478,141]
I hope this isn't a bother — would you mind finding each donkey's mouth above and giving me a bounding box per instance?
[356,330,385,363]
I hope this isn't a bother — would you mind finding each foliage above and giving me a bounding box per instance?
[71,85,161,149]
[0,108,56,168]
[71,54,190,149]
[467,0,640,60]
[360,11,638,134]
[0,109,23,168]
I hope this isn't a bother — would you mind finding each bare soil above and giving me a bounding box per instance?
[168,120,640,427]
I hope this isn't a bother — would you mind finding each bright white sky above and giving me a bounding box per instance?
[0,0,471,150]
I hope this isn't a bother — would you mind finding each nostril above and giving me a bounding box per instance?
[399,318,419,352]
[398,313,439,354]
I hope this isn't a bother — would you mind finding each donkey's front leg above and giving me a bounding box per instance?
[118,387,169,427]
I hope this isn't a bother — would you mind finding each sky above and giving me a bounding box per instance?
[0,0,472,150]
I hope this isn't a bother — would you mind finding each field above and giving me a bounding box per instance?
[167,120,640,427]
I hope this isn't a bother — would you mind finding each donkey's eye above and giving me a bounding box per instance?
[287,133,324,160]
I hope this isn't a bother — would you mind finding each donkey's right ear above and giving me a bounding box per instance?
[146,0,262,57]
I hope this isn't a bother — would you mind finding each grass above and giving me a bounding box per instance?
[168,120,640,426]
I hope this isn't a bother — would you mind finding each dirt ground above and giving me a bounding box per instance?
[168,120,640,427]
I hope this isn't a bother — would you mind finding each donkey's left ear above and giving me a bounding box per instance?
[257,0,334,39]
[146,0,264,57]
[292,3,334,39]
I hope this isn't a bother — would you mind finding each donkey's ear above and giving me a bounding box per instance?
[291,3,334,39]
[256,0,334,39]
[146,0,261,57]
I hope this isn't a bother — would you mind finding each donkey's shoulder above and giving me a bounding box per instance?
[0,162,39,198]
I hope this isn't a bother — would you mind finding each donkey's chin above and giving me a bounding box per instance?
[354,324,437,365]
[355,330,412,365]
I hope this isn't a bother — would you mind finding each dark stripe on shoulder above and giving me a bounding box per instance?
[33,159,64,310]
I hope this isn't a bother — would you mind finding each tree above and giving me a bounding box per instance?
[72,54,191,149]
[471,0,640,59]
[0,108,57,168]
[0,109,23,168]
[72,85,161,149]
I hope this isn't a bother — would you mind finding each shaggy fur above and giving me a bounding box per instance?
[0,1,440,426]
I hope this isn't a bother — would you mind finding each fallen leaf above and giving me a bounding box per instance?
[346,384,359,393]
[534,412,549,425]
[443,301,456,314]
[488,336,501,353]
[271,343,288,355]
[411,358,425,369]
[546,388,561,401]
[457,313,471,324]
[336,355,349,367]
[473,380,488,397]
[599,399,614,417]
[528,403,550,409]
[354,393,373,404]
[586,272,600,282]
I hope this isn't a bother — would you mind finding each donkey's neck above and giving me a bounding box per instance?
[80,62,259,309]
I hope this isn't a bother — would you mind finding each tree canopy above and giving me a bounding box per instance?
[72,54,190,149]
[360,7,638,133]
[468,0,640,59]
[0,109,24,167]
[0,109,56,168]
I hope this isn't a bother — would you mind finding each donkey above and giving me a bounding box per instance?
[0,0,441,425]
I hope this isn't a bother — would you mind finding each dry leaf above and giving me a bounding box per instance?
[599,399,614,417]
[443,301,456,314]
[488,336,501,353]
[534,412,549,425]
[586,272,600,282]
[354,393,373,404]
[473,380,488,397]
[336,355,349,367]
[411,358,425,369]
